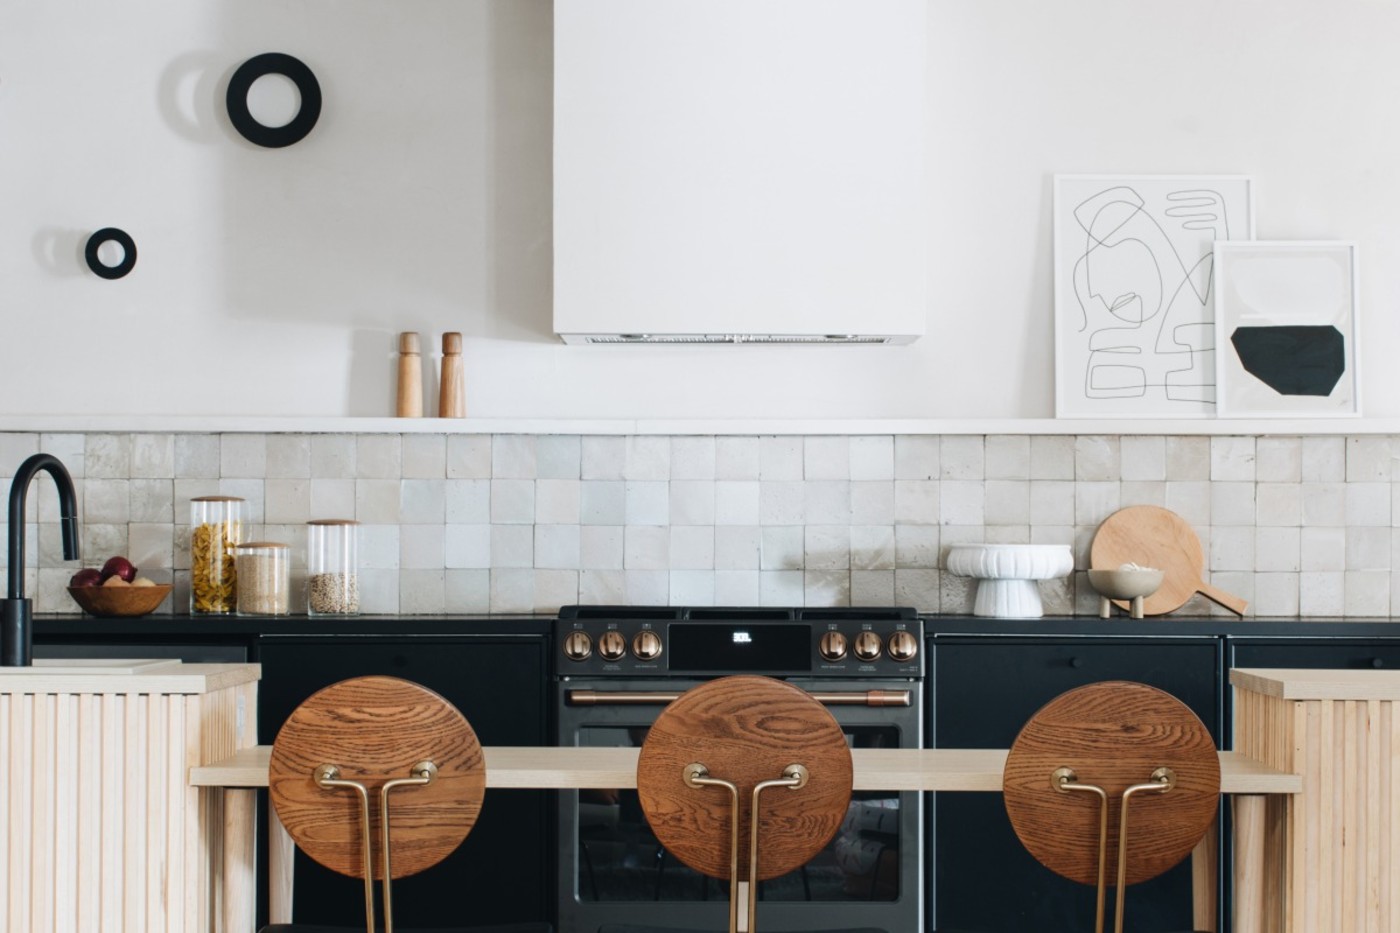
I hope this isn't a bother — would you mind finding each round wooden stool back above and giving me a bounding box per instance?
[636,675,853,882]
[1002,680,1220,887]
[268,675,486,880]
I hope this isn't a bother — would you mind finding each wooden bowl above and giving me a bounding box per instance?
[67,584,172,618]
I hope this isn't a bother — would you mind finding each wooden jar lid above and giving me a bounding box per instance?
[268,676,485,879]
[637,675,853,882]
[1003,680,1220,887]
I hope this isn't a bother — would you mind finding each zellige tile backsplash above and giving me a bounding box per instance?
[1,431,1396,617]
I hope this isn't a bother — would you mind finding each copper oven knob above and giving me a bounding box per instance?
[632,630,663,661]
[819,631,849,661]
[887,630,918,662]
[853,631,883,662]
[597,630,627,662]
[562,631,593,662]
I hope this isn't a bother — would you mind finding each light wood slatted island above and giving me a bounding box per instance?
[1230,667,1400,933]
[1,660,260,933]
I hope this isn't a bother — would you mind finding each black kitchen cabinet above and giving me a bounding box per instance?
[257,634,551,930]
[929,635,1222,933]
[1228,637,1400,672]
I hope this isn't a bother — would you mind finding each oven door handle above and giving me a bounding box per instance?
[565,689,911,708]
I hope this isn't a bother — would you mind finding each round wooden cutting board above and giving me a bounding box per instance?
[1090,506,1247,616]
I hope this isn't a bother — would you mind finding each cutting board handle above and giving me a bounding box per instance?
[1197,581,1248,617]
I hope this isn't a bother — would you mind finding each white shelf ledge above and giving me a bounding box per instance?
[2,415,1399,436]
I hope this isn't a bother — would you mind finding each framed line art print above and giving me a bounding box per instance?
[1053,175,1255,418]
[1213,241,1359,417]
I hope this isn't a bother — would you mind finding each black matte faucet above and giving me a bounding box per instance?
[2,453,80,666]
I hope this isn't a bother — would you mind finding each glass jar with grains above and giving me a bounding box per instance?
[189,496,243,614]
[306,519,360,615]
[233,542,291,616]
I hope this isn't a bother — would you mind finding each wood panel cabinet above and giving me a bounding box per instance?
[0,663,259,933]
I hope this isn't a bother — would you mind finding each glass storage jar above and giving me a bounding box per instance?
[233,542,291,616]
[306,519,360,615]
[189,496,243,614]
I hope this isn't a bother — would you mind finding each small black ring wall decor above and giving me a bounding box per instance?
[226,52,321,148]
[85,228,137,280]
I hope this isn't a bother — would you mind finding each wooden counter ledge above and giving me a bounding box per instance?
[1231,665,1400,700]
[191,745,1300,794]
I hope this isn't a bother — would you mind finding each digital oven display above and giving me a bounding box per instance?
[667,623,811,672]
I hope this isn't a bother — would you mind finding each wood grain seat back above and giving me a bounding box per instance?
[636,675,854,882]
[268,675,486,880]
[1003,680,1221,887]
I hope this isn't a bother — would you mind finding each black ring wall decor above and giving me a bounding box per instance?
[226,52,321,148]
[84,228,137,280]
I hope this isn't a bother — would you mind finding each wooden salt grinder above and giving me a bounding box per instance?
[396,332,423,417]
[440,332,465,418]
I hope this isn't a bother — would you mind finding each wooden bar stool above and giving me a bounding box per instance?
[261,675,551,933]
[612,675,882,933]
[1000,681,1221,933]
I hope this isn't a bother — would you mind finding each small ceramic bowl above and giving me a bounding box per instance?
[67,584,172,618]
[1087,569,1165,601]
[1087,569,1165,619]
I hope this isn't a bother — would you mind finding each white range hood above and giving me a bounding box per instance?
[553,0,927,346]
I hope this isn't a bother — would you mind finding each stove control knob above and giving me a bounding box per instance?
[853,631,883,662]
[597,630,627,662]
[562,631,593,662]
[887,630,919,662]
[632,630,663,662]
[819,631,848,661]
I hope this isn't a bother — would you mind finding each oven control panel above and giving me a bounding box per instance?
[555,607,923,678]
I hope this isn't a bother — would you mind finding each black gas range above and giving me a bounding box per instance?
[554,605,923,679]
[552,606,924,933]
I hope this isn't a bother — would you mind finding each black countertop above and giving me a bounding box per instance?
[31,613,554,637]
[29,612,1400,639]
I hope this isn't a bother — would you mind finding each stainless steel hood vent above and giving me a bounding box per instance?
[563,333,906,346]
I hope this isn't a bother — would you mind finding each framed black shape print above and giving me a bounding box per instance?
[226,52,322,148]
[1213,240,1360,417]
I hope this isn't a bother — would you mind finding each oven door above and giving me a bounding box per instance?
[556,678,923,933]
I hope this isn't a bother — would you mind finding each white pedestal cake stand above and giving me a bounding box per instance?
[945,544,1075,618]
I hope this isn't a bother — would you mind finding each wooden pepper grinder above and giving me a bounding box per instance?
[439,332,465,418]
[396,332,423,417]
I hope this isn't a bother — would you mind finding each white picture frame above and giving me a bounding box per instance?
[1213,240,1360,418]
[1053,174,1255,418]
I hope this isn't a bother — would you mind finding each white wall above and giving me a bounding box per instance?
[4,1,1398,421]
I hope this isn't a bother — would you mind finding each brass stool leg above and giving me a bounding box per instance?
[747,765,809,933]
[1114,767,1176,933]
[684,763,741,933]
[380,761,439,933]
[314,765,376,933]
[1053,767,1109,933]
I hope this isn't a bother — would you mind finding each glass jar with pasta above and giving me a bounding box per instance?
[189,496,243,614]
